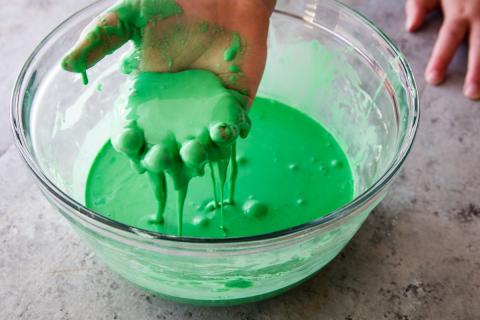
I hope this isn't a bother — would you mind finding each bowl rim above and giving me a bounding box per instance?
[10,0,419,244]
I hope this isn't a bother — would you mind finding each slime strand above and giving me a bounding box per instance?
[147,171,167,223]
[177,186,188,236]
[209,162,219,208]
[228,143,238,204]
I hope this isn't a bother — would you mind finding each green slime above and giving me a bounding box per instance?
[63,0,354,238]
[61,0,184,83]
[110,70,250,236]
[61,0,244,85]
[62,0,252,236]
[86,97,354,238]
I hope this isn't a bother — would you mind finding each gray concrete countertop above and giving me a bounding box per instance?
[1,1,479,319]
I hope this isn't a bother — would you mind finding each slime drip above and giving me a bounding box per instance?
[111,70,250,235]
[86,98,354,238]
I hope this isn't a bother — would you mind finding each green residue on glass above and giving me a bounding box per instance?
[224,33,241,62]
[225,279,253,289]
[86,97,354,238]
[96,81,103,92]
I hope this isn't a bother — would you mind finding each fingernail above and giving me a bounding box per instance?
[426,69,443,85]
[464,83,480,100]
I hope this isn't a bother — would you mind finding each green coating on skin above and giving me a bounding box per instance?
[121,49,141,74]
[199,22,210,33]
[224,33,241,62]
[225,279,253,289]
[229,74,240,83]
[110,70,250,236]
[229,64,241,73]
[86,98,354,238]
[113,0,183,29]
[61,12,134,83]
[61,0,183,82]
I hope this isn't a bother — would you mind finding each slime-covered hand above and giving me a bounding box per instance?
[62,0,276,100]
[61,0,275,235]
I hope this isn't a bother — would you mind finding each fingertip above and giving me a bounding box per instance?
[465,24,480,100]
[406,13,422,32]
[405,17,414,32]
[425,68,444,85]
[464,83,480,100]
[61,56,72,71]
[405,1,425,32]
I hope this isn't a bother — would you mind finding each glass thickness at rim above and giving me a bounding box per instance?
[10,0,419,244]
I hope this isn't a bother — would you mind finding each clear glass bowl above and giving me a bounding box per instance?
[11,0,419,306]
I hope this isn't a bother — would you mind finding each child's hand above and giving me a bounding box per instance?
[62,0,276,101]
[406,0,480,100]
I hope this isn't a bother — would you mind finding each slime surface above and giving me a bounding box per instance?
[86,97,354,238]
[63,0,355,238]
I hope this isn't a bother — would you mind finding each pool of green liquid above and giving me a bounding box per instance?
[86,97,354,238]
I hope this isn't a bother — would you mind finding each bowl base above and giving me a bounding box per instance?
[133,273,317,307]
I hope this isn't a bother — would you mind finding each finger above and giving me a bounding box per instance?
[62,12,130,75]
[425,19,468,85]
[464,23,480,100]
[405,0,439,32]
